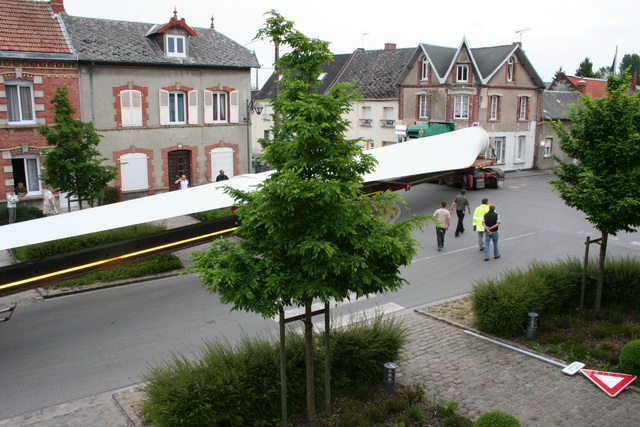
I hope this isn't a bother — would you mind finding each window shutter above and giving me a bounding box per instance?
[121,91,131,126]
[229,90,239,123]
[159,90,170,125]
[131,91,143,126]
[203,90,214,124]
[188,90,198,124]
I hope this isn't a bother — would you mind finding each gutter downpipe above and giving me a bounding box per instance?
[89,62,95,123]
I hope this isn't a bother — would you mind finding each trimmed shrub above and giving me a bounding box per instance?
[619,339,640,377]
[194,207,235,222]
[473,410,520,427]
[101,186,122,205]
[471,257,640,338]
[471,274,547,337]
[331,315,408,392]
[49,254,183,288]
[141,315,407,426]
[0,203,44,225]
[12,223,167,261]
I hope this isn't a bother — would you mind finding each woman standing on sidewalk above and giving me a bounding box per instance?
[43,186,58,216]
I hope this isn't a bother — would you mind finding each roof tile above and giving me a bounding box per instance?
[0,0,71,54]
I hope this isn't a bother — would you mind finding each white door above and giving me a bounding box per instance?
[210,147,234,181]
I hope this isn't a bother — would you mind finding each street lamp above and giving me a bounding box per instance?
[245,98,264,173]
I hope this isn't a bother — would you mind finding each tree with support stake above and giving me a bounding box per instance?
[38,86,117,209]
[549,72,640,312]
[190,10,428,426]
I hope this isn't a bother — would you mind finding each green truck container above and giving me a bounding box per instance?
[406,121,456,139]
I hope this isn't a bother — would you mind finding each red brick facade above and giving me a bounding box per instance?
[0,61,80,200]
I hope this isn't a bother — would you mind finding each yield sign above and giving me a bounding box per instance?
[581,369,637,397]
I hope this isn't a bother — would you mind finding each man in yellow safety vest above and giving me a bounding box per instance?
[472,198,490,251]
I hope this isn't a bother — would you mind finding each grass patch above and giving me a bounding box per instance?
[193,207,235,222]
[12,223,183,290]
[48,254,183,289]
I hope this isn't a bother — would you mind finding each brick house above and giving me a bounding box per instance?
[0,0,79,203]
[539,73,638,169]
[397,38,546,171]
[60,6,259,196]
[254,39,545,172]
[254,44,417,156]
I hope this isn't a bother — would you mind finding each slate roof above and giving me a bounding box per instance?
[60,14,259,68]
[416,39,544,87]
[258,53,353,100]
[259,47,416,101]
[418,43,456,79]
[541,91,578,120]
[0,0,73,58]
[335,47,416,99]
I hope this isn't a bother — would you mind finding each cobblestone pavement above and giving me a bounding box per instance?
[0,308,637,426]
[1,200,639,426]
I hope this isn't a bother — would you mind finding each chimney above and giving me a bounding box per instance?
[384,43,396,50]
[576,79,587,94]
[51,0,65,14]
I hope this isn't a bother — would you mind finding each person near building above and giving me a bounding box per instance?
[15,182,27,196]
[216,170,229,182]
[450,188,471,237]
[7,190,19,224]
[42,186,58,216]
[174,174,189,190]
[482,204,501,261]
[472,198,490,251]
[433,201,450,251]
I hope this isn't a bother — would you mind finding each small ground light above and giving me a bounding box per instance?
[526,312,539,339]
[383,362,398,395]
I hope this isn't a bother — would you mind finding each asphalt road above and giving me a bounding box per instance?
[1,173,638,418]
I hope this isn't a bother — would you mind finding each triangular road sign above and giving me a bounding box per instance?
[581,369,637,397]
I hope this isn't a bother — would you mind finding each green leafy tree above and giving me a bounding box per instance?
[619,53,640,77]
[553,67,566,80]
[575,57,596,78]
[38,86,117,208]
[595,66,610,79]
[191,10,428,425]
[548,73,640,311]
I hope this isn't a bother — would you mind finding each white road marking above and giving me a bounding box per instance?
[412,232,537,263]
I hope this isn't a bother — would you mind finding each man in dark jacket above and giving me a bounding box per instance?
[482,205,500,261]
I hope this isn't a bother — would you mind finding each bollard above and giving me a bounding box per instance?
[383,362,398,395]
[525,312,539,339]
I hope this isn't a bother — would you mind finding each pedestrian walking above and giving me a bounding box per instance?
[7,190,19,224]
[450,189,470,237]
[482,204,501,261]
[434,201,450,251]
[215,170,229,182]
[472,198,490,251]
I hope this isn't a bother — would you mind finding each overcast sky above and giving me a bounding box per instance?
[63,0,639,87]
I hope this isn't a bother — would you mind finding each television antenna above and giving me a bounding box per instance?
[515,28,532,44]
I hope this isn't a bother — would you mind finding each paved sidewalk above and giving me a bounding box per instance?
[2,185,639,425]
[0,307,638,426]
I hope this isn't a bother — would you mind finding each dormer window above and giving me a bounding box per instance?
[456,64,469,83]
[166,35,186,57]
[507,58,515,82]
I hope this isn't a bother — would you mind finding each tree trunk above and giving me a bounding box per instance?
[279,306,287,427]
[594,231,608,312]
[304,302,317,426]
